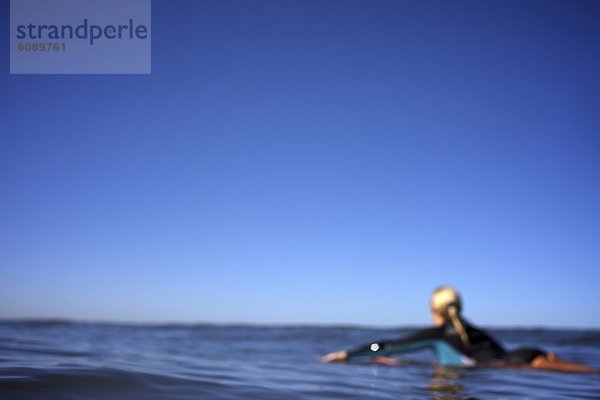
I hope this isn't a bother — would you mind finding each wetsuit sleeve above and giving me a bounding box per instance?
[346,327,443,360]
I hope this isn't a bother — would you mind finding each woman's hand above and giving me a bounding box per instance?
[321,350,348,363]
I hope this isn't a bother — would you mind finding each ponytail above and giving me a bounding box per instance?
[447,304,471,348]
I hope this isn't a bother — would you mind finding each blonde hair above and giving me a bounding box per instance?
[430,286,471,348]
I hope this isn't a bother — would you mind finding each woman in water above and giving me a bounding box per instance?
[322,286,595,372]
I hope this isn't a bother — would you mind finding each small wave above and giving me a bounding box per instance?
[0,366,242,400]
[0,345,93,358]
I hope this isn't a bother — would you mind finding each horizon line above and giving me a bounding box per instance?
[1,317,599,331]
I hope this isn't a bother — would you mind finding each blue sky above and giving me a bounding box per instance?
[1,0,599,327]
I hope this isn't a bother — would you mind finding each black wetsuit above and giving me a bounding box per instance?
[347,322,545,366]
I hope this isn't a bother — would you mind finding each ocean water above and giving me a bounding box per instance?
[1,321,599,399]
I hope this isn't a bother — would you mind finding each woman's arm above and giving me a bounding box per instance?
[322,327,444,363]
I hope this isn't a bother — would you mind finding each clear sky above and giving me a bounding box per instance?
[1,0,599,328]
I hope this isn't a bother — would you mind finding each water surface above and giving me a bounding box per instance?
[1,321,598,399]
